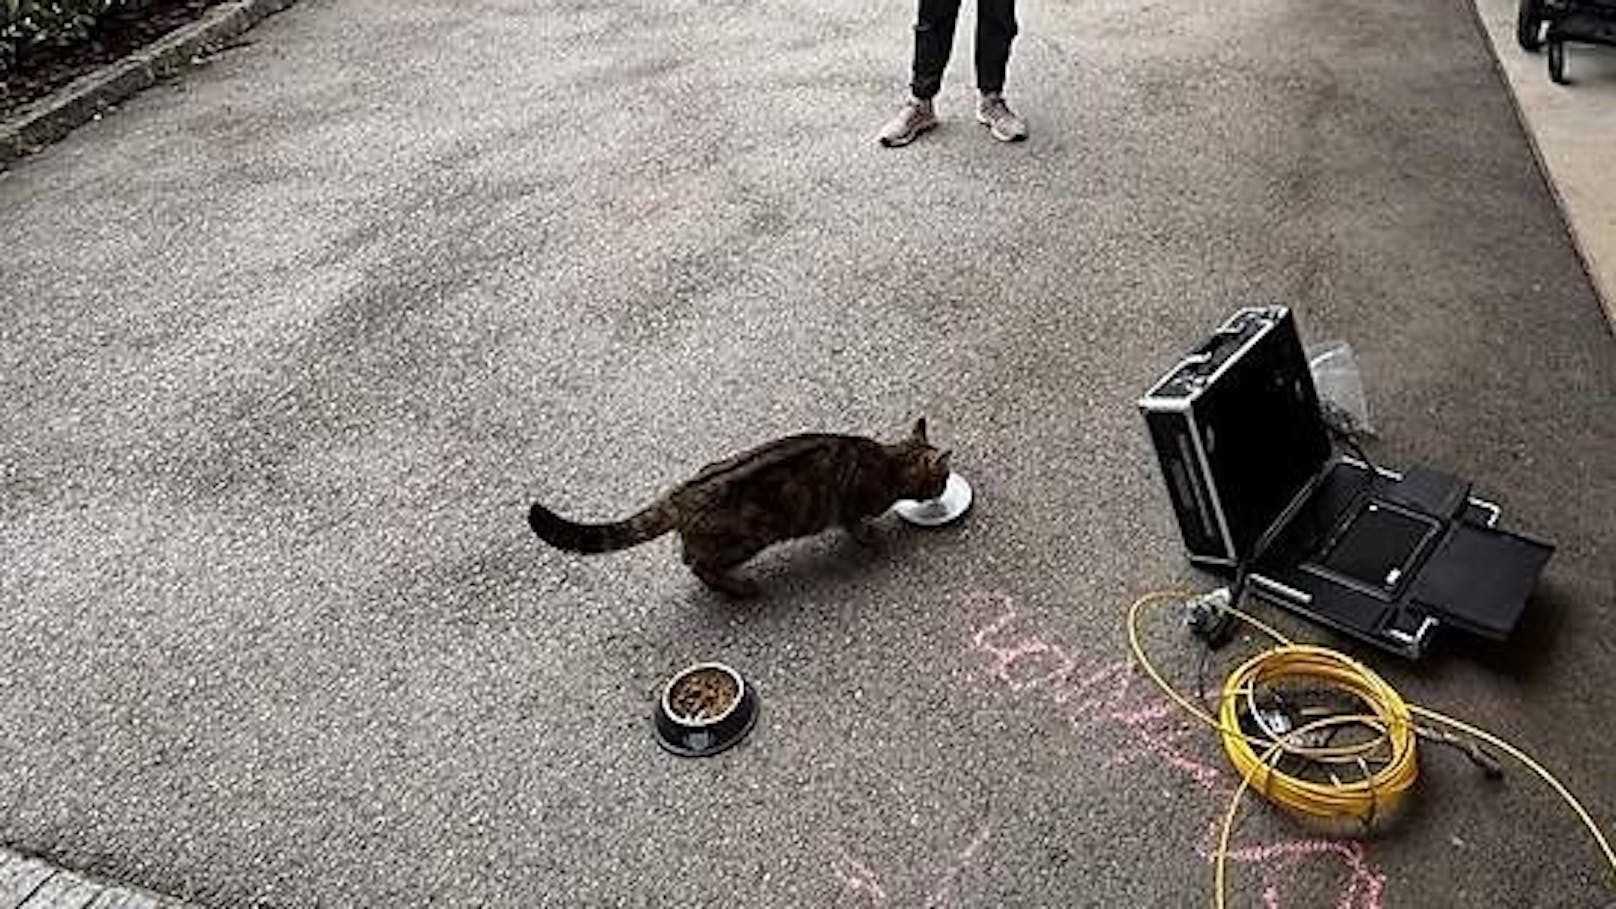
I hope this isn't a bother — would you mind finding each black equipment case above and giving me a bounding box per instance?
[1139,306,1554,658]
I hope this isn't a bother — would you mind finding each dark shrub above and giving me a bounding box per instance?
[2,1,156,73]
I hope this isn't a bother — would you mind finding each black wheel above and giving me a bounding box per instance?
[1548,40,1568,83]
[1517,0,1547,50]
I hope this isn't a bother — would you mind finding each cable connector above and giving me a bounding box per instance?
[1416,725,1506,780]
[1184,587,1236,648]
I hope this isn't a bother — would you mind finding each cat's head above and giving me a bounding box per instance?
[896,417,952,501]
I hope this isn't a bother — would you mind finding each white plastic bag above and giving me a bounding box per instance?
[1307,341,1374,438]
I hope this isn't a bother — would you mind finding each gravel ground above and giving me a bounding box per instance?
[1,0,1613,905]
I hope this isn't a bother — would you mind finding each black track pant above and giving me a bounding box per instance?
[909,0,1018,100]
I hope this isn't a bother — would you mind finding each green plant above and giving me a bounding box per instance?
[1,0,156,74]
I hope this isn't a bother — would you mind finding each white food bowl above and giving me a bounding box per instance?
[892,472,974,527]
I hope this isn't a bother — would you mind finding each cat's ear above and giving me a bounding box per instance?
[911,417,929,444]
[930,449,952,472]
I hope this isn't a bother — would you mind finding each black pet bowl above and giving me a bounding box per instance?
[654,662,758,758]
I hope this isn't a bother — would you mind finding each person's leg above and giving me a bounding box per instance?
[974,0,1017,94]
[912,0,965,101]
[974,0,1027,141]
[880,0,962,146]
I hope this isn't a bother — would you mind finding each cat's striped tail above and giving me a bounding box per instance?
[527,499,678,554]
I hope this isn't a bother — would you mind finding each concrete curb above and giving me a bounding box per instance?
[0,0,300,167]
[1,848,199,909]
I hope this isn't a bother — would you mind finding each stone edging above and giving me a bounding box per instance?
[0,0,300,167]
[1,847,199,909]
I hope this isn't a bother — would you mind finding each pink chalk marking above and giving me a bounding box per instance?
[969,611,1060,689]
[1263,878,1284,909]
[970,611,1019,649]
[1109,701,1174,725]
[1108,701,1225,789]
[960,825,991,862]
[971,612,1056,690]
[963,604,1014,646]
[1060,661,1145,732]
[1102,702,1174,769]
[972,613,1126,701]
[1236,840,1382,909]
[972,614,1223,787]
[829,826,992,907]
[1017,643,1082,695]
[1208,823,1386,909]
[967,600,1388,909]
[1055,660,1133,706]
[993,640,1051,687]
[1104,727,1225,791]
[924,825,993,909]
[829,846,888,902]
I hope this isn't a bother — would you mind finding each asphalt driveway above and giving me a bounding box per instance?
[2,0,1613,904]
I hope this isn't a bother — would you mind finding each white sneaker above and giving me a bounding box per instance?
[878,98,938,147]
[976,91,1027,143]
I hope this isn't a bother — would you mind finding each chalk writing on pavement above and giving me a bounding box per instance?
[827,603,1386,907]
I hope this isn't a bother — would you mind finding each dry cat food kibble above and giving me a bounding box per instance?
[668,668,739,722]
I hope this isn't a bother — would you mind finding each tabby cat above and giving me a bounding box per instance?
[528,419,952,596]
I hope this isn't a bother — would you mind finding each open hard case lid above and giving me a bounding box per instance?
[1140,305,1554,658]
[1138,306,1334,566]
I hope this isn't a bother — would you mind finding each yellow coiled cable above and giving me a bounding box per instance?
[1216,644,1419,822]
[1125,589,1616,907]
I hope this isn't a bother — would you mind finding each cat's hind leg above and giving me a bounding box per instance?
[693,564,760,599]
[682,532,764,598]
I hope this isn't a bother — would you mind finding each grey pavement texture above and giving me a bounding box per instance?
[1,0,1614,905]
